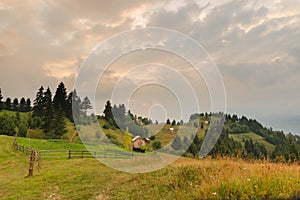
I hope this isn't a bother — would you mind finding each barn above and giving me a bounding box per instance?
[132,136,150,152]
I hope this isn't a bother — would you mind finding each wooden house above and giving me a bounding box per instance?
[132,136,150,152]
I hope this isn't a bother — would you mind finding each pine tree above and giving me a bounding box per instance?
[25,98,31,112]
[103,100,113,121]
[41,87,54,135]
[5,98,11,110]
[19,97,26,112]
[52,107,67,138]
[53,82,67,113]
[33,86,44,117]
[72,90,82,123]
[166,119,171,125]
[81,96,92,116]
[12,98,19,111]
[171,119,176,126]
[65,91,73,121]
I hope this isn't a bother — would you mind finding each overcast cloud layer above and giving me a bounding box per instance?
[0,0,299,134]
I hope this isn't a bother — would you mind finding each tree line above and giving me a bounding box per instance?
[182,113,300,162]
[31,82,93,138]
[0,89,31,112]
[0,82,93,139]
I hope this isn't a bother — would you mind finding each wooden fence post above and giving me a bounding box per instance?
[81,151,84,158]
[28,150,35,176]
[13,133,17,146]
[37,151,41,172]
[94,151,96,157]
[68,150,71,159]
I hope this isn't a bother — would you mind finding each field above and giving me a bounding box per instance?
[1,135,300,199]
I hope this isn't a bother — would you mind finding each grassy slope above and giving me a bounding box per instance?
[1,135,300,199]
[230,132,275,153]
[0,110,30,120]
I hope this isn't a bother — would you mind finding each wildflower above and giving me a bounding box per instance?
[247,178,251,182]
[212,192,217,195]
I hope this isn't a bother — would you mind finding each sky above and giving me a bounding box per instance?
[0,0,300,134]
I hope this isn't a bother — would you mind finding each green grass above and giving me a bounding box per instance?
[0,110,31,121]
[17,137,86,150]
[230,132,275,153]
[1,135,300,199]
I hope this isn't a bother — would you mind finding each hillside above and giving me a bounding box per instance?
[0,109,298,162]
[1,135,300,199]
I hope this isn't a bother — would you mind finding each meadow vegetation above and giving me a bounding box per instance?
[1,135,300,199]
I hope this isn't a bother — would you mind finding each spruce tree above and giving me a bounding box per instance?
[81,96,92,116]
[12,98,19,111]
[53,82,67,113]
[52,107,67,138]
[41,87,54,136]
[5,98,11,110]
[25,98,31,112]
[103,100,113,121]
[65,91,73,121]
[171,119,176,126]
[19,97,26,112]
[33,86,44,117]
[72,89,82,123]
[166,119,171,125]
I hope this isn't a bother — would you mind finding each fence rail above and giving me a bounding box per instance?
[13,142,155,159]
[12,141,158,176]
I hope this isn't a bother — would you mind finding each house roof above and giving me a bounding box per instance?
[132,135,141,142]
[132,135,150,142]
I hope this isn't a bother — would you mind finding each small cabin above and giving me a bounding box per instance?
[132,136,150,152]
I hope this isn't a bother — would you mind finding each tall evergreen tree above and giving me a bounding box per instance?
[81,96,92,116]
[171,119,176,126]
[72,89,81,123]
[19,97,26,112]
[53,82,67,113]
[33,86,44,117]
[166,119,171,125]
[5,98,11,110]
[103,100,113,120]
[52,107,67,138]
[41,87,54,135]
[12,98,19,111]
[25,98,31,112]
[65,91,73,121]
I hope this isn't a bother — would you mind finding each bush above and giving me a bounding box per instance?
[152,140,162,150]
[150,135,156,140]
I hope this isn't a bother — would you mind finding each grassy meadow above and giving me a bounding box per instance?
[1,135,300,199]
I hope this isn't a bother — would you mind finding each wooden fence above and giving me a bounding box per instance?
[12,141,157,176]
[13,142,156,160]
